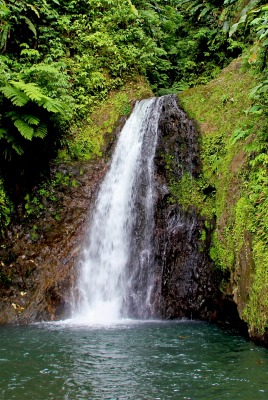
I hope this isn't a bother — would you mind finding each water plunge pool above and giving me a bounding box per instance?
[0,320,267,399]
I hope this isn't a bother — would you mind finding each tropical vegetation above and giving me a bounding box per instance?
[0,0,267,333]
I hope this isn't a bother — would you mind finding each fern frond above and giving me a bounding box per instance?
[34,122,47,139]
[39,98,67,114]
[2,127,24,154]
[27,4,40,18]
[14,119,34,140]
[21,16,37,37]
[10,81,43,102]
[0,85,29,106]
[21,114,40,126]
[0,23,9,50]
[0,3,9,18]
[12,142,24,155]
[28,64,58,74]
[20,48,40,58]
[0,128,7,139]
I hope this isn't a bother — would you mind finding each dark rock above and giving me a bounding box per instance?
[0,95,246,335]
[153,96,223,320]
[124,95,244,328]
[0,115,124,323]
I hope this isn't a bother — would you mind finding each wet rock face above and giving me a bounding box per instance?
[151,95,223,321]
[0,95,241,327]
[0,115,126,324]
[0,160,109,323]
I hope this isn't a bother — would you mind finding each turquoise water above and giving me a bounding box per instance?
[0,320,267,399]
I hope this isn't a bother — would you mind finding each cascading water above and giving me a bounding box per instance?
[73,97,163,323]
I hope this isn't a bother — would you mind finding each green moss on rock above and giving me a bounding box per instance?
[59,78,153,161]
[180,59,268,335]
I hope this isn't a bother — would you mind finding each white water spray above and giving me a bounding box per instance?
[72,97,163,324]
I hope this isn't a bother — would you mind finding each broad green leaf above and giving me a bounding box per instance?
[229,23,239,37]
[248,105,263,114]
[231,129,251,144]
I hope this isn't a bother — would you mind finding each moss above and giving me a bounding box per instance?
[180,58,268,333]
[60,77,153,161]
[0,178,13,236]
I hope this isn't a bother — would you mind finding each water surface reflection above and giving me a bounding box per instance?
[0,320,267,399]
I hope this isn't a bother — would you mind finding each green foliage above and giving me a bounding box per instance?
[63,83,151,161]
[168,172,216,220]
[24,170,72,220]
[0,80,70,161]
[0,0,267,336]
[181,56,268,333]
[0,179,13,235]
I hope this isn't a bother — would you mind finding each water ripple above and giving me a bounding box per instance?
[0,321,268,399]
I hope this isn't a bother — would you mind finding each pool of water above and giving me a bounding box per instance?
[0,320,267,399]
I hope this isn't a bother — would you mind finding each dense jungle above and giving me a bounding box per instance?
[0,0,267,344]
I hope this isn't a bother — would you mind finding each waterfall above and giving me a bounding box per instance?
[73,97,163,323]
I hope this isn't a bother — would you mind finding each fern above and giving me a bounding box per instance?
[3,132,24,156]
[13,119,34,140]
[8,111,46,139]
[21,16,37,37]
[21,114,40,126]
[0,85,29,106]
[10,81,43,102]
[3,81,70,115]
[0,128,7,139]
[0,23,9,50]
[11,142,24,156]
[27,4,40,18]
[39,98,67,113]
[35,123,47,139]
[28,64,59,75]
[2,81,69,113]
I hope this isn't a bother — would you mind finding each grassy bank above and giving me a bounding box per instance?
[179,59,268,334]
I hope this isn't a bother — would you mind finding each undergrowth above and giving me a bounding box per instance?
[180,58,268,333]
[59,78,152,161]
